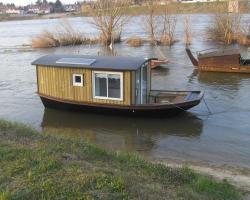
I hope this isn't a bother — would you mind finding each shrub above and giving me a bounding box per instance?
[32,31,59,48]
[127,37,145,47]
[207,3,241,45]
[91,0,130,46]
[32,20,99,48]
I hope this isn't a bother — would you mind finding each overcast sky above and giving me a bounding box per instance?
[0,0,78,6]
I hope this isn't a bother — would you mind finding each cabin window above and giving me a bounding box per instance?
[93,71,123,101]
[73,74,84,87]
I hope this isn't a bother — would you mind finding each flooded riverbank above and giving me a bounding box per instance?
[0,15,250,169]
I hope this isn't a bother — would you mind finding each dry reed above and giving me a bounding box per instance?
[127,37,145,47]
[237,20,250,46]
[237,30,250,46]
[32,19,98,48]
[32,31,59,48]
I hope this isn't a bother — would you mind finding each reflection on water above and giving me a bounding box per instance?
[42,108,203,155]
[198,72,250,87]
[151,67,170,76]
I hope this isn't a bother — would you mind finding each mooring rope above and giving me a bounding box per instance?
[153,91,215,117]
[154,44,168,61]
[202,97,212,115]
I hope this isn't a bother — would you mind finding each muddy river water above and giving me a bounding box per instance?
[0,15,250,168]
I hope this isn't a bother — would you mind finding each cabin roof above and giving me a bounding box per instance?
[31,55,151,71]
[198,48,240,58]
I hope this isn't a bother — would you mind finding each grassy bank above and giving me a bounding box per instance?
[0,13,75,22]
[119,2,226,15]
[0,14,38,22]
[82,1,249,16]
[0,120,244,200]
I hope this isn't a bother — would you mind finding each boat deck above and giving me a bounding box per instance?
[149,90,199,105]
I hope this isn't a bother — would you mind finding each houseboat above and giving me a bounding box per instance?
[186,48,250,73]
[32,55,204,117]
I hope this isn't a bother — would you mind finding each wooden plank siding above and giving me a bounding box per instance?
[37,65,132,105]
[199,54,240,68]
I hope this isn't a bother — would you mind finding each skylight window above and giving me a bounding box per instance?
[56,58,96,65]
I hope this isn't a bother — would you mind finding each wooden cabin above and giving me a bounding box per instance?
[32,55,203,117]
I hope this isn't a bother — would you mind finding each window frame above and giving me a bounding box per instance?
[72,74,84,87]
[93,71,123,101]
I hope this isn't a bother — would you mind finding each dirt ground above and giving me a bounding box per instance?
[158,160,250,199]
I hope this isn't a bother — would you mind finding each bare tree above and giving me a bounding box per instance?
[91,0,130,46]
[159,4,178,46]
[144,2,178,46]
[184,15,192,45]
[207,2,241,44]
[144,1,159,44]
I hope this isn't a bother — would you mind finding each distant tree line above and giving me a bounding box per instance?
[0,2,17,8]
[0,0,65,13]
[35,0,64,13]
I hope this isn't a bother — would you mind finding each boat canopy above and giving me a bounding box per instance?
[32,55,152,71]
[198,48,240,58]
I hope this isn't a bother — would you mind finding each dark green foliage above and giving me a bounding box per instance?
[52,0,64,13]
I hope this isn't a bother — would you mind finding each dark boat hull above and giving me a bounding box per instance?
[40,95,202,118]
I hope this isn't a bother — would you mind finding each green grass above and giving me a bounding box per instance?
[0,14,39,22]
[0,119,244,200]
[121,3,226,15]
[81,2,248,16]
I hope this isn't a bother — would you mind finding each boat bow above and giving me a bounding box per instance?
[185,48,199,67]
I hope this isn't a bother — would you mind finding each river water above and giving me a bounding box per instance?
[0,15,250,168]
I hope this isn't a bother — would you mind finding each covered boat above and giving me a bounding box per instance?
[186,48,250,73]
[150,59,168,69]
[32,55,203,117]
